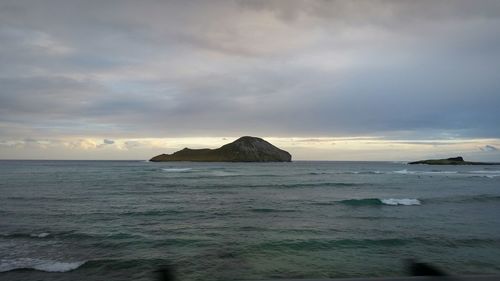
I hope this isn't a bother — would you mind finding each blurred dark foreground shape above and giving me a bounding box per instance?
[155,260,500,281]
[155,266,175,281]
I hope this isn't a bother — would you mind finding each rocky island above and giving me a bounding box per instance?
[150,136,292,162]
[409,156,499,165]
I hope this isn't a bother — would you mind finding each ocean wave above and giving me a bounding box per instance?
[392,169,414,174]
[339,198,421,206]
[422,171,458,175]
[0,230,140,242]
[273,182,363,188]
[1,232,51,239]
[0,258,85,272]
[380,198,421,205]
[249,238,412,251]
[159,168,245,178]
[161,168,192,172]
[308,172,327,175]
[467,170,500,178]
[470,170,500,173]
[195,182,365,189]
[468,175,499,179]
[391,169,500,178]
[465,195,500,202]
[0,230,211,249]
[249,208,298,213]
[314,169,463,176]
[393,169,458,175]
[362,171,385,174]
[247,237,500,252]
[75,258,175,271]
[30,232,50,238]
[211,171,240,177]
[430,194,500,204]
[4,196,84,202]
[120,209,201,217]
[309,170,384,175]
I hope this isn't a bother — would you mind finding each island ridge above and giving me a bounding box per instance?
[150,136,292,162]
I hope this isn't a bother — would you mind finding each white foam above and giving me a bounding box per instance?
[466,170,500,178]
[30,232,50,238]
[470,174,499,179]
[393,170,459,175]
[0,258,85,272]
[347,170,385,175]
[380,198,421,206]
[162,168,192,172]
[211,171,239,177]
[469,170,500,174]
[422,171,458,175]
[393,169,415,174]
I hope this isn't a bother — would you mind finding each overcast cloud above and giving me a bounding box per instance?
[1,0,500,159]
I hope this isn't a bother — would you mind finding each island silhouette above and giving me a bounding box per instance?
[409,156,500,165]
[150,136,291,162]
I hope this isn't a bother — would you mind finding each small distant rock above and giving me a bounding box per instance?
[408,156,499,165]
[150,136,292,162]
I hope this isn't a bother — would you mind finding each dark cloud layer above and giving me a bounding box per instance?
[1,0,499,140]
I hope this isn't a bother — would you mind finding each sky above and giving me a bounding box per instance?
[0,0,499,161]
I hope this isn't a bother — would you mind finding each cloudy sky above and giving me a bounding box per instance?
[1,0,499,160]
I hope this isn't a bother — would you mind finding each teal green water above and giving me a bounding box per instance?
[1,160,500,281]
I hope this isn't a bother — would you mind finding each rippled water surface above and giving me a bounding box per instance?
[1,160,500,281]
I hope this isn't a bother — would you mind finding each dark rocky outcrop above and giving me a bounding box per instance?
[150,136,292,162]
[408,156,499,165]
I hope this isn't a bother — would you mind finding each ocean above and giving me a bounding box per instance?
[1,160,500,281]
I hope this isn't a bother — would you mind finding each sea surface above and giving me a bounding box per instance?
[1,160,500,281]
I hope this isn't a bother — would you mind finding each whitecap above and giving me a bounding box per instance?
[466,170,500,178]
[344,170,384,175]
[469,174,499,179]
[30,232,50,238]
[380,198,421,206]
[211,171,239,177]
[0,258,86,272]
[365,171,384,174]
[469,170,500,174]
[421,171,458,175]
[393,169,415,174]
[162,168,192,172]
[393,170,459,176]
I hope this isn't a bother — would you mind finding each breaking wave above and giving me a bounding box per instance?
[211,171,240,177]
[340,198,421,206]
[249,208,298,213]
[468,170,500,178]
[380,198,421,206]
[392,169,500,178]
[0,258,86,272]
[161,168,192,172]
[30,232,50,238]
[0,232,51,239]
[393,169,457,175]
[470,170,500,173]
